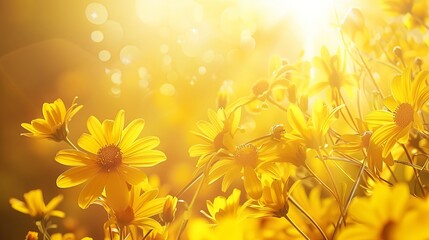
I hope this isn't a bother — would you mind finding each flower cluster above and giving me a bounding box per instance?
[10,1,429,239]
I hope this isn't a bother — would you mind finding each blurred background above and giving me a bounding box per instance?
[0,0,379,238]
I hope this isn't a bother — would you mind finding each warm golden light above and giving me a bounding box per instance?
[3,0,429,239]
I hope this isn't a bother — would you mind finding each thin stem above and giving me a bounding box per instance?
[316,149,345,219]
[356,49,384,98]
[177,174,205,240]
[267,95,288,112]
[284,215,310,240]
[288,196,328,240]
[175,172,203,199]
[338,90,358,131]
[402,144,426,196]
[65,136,79,151]
[332,157,367,238]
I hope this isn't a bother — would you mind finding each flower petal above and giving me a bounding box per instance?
[56,166,99,188]
[118,165,147,185]
[56,149,94,166]
[120,119,145,149]
[78,173,108,209]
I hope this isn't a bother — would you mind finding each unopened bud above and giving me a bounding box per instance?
[393,46,402,58]
[252,80,269,96]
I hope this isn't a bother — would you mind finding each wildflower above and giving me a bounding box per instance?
[51,233,93,240]
[337,183,429,240]
[55,110,166,208]
[334,119,394,176]
[25,231,38,240]
[366,69,429,158]
[202,189,252,224]
[10,189,65,220]
[208,143,279,199]
[380,0,428,29]
[161,195,178,223]
[21,98,82,142]
[252,176,290,218]
[189,108,241,174]
[311,47,355,104]
[286,100,342,150]
[104,186,166,239]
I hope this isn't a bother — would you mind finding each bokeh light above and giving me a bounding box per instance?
[3,0,429,239]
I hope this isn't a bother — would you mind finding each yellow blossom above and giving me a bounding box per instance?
[104,185,166,239]
[55,110,166,208]
[10,189,65,220]
[338,183,429,240]
[21,97,82,142]
[366,69,429,158]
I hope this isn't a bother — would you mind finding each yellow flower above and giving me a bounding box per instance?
[55,110,166,208]
[189,108,241,174]
[208,143,279,199]
[9,189,65,220]
[253,176,290,218]
[311,47,355,104]
[286,100,342,150]
[21,97,82,142]
[105,186,166,239]
[51,233,92,240]
[161,195,178,223]
[25,231,38,240]
[202,189,252,224]
[366,69,429,158]
[337,183,429,240]
[334,119,394,176]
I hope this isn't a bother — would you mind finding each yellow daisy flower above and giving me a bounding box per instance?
[104,186,166,239]
[25,231,39,240]
[311,47,355,104]
[365,69,429,158]
[51,233,93,240]
[189,108,241,173]
[334,119,394,176]
[208,143,279,199]
[21,97,82,142]
[286,100,342,150]
[9,189,65,220]
[337,183,429,240]
[161,195,178,224]
[252,176,290,218]
[202,189,253,224]
[55,110,166,209]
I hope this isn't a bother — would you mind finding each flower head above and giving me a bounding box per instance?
[10,189,65,220]
[338,183,429,240]
[189,108,241,174]
[105,186,166,239]
[208,143,279,199]
[202,189,253,224]
[21,97,82,142]
[55,110,166,208]
[366,69,429,157]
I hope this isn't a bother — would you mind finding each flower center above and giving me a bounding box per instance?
[380,220,396,240]
[97,144,122,171]
[116,206,134,226]
[235,143,258,167]
[394,103,414,128]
